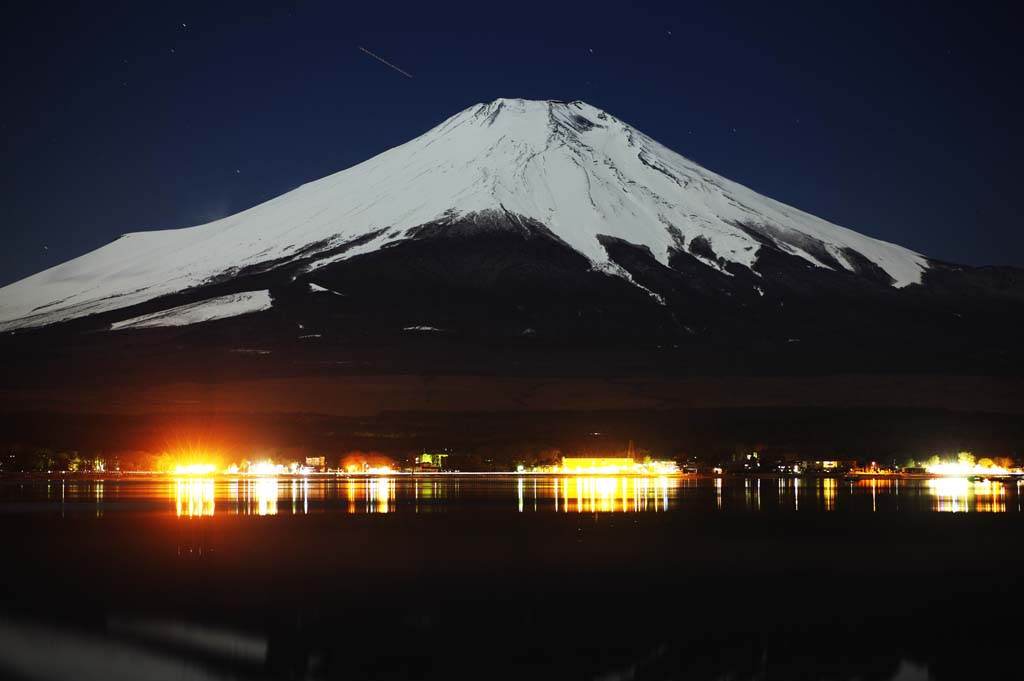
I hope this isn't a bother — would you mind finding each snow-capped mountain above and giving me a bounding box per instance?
[0,98,935,333]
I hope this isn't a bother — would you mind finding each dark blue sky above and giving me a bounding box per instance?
[2,1,1021,286]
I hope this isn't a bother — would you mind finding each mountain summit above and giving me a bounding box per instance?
[0,98,1020,350]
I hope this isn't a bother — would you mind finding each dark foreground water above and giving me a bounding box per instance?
[1,475,1022,680]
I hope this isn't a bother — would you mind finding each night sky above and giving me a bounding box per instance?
[2,1,1021,286]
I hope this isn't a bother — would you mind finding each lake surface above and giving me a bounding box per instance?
[1,475,1022,680]
[1,474,1021,517]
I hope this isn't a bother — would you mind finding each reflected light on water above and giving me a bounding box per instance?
[143,474,1023,518]
[744,478,762,511]
[347,479,357,514]
[289,479,312,515]
[821,478,836,511]
[527,477,673,513]
[854,478,900,513]
[342,477,400,513]
[973,480,1007,513]
[928,478,1007,513]
[367,478,393,513]
[244,478,278,516]
[174,479,215,518]
[929,477,969,513]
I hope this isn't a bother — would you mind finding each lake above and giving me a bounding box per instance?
[3,474,1020,516]
[1,475,1022,680]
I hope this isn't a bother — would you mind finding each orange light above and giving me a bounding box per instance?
[173,463,218,476]
[159,438,226,474]
[248,461,285,476]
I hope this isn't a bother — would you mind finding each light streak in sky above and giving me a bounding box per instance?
[358,46,413,79]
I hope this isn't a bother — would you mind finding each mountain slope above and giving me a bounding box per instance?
[0,98,932,332]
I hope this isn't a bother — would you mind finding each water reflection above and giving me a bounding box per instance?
[927,477,1007,513]
[0,617,999,681]
[247,478,278,516]
[743,478,761,511]
[6,474,1022,517]
[174,479,215,518]
[288,479,315,515]
[343,477,396,513]
[543,476,671,513]
[367,477,393,513]
[821,477,836,511]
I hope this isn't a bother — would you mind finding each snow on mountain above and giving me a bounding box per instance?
[109,291,272,330]
[0,98,930,331]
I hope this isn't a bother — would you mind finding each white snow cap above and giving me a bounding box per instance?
[0,98,929,330]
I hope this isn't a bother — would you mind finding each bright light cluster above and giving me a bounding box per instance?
[247,461,288,476]
[171,460,305,477]
[925,462,1010,477]
[173,463,218,476]
[554,458,680,476]
[642,461,681,475]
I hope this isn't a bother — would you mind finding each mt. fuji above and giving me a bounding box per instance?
[0,99,1020,351]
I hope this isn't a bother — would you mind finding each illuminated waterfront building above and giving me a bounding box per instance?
[416,452,449,472]
[799,459,857,473]
[561,457,636,474]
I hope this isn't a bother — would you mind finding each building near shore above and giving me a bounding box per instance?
[416,452,448,472]
[561,457,636,474]
[555,457,680,475]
